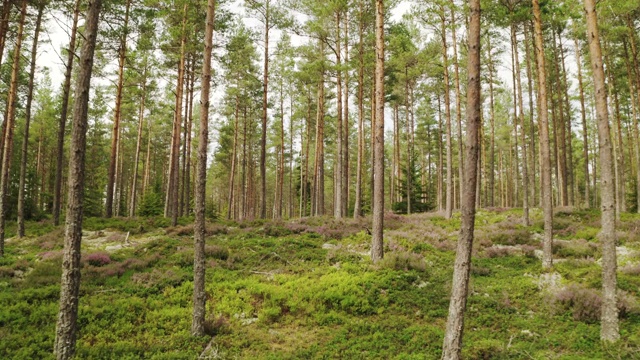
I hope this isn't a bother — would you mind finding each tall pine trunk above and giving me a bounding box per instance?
[17,4,44,237]
[54,0,81,226]
[0,0,27,254]
[532,0,554,269]
[54,1,102,357]
[371,0,385,263]
[129,61,148,217]
[192,0,215,336]
[441,0,481,356]
[583,0,619,342]
[106,0,131,217]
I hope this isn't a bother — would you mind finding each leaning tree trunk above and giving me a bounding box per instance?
[371,0,385,263]
[105,0,131,218]
[0,0,27,255]
[441,0,481,357]
[53,1,102,357]
[192,0,215,336]
[583,0,619,342]
[54,0,81,226]
[17,4,44,238]
[532,0,554,269]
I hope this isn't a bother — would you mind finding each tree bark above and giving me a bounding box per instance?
[54,1,102,357]
[532,0,554,269]
[451,4,464,204]
[129,61,148,217]
[0,0,11,70]
[54,0,82,226]
[165,3,188,226]
[371,0,384,263]
[17,4,44,237]
[0,0,27,254]
[313,40,325,217]
[342,10,350,217]
[487,36,496,208]
[354,0,364,218]
[260,1,270,219]
[192,0,215,336]
[441,0,480,356]
[574,36,590,208]
[512,23,529,226]
[441,9,453,219]
[106,0,132,218]
[583,0,619,342]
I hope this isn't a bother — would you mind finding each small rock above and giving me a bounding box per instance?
[322,243,337,250]
[241,317,259,326]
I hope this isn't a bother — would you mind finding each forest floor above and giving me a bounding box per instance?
[1,209,640,359]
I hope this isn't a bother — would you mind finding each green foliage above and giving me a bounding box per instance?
[1,211,640,358]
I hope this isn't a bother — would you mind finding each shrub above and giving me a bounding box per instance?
[205,245,229,260]
[378,251,426,272]
[83,252,111,267]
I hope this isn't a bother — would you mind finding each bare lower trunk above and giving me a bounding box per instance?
[54,1,102,357]
[441,0,480,356]
[106,0,131,218]
[0,0,27,254]
[192,0,215,336]
[129,63,148,217]
[371,0,385,262]
[441,10,453,219]
[354,0,364,218]
[574,36,590,208]
[533,0,553,269]
[18,5,44,237]
[584,0,619,341]
[54,0,81,226]
[512,23,529,226]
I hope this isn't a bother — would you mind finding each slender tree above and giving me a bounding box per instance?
[371,0,384,262]
[0,0,27,255]
[192,0,215,336]
[532,0,553,269]
[54,0,102,357]
[442,0,481,356]
[583,0,619,342]
[17,2,45,237]
[53,0,81,226]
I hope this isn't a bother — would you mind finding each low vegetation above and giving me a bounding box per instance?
[1,209,639,358]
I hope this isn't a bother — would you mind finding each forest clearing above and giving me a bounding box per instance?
[1,0,640,358]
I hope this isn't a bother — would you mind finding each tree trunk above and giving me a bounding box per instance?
[371,0,384,263]
[106,0,131,218]
[512,23,529,226]
[54,1,102,357]
[165,3,188,226]
[487,36,496,208]
[260,1,270,219]
[54,0,82,226]
[342,11,350,217]
[524,23,537,207]
[451,4,464,203]
[626,17,640,213]
[583,0,619,341]
[0,0,27,254]
[17,4,44,237]
[532,0,554,269]
[441,9,453,219]
[0,0,11,69]
[227,96,240,220]
[313,40,325,217]
[129,61,148,217]
[574,36,590,208]
[192,0,215,336]
[354,0,364,218]
[441,0,480,356]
